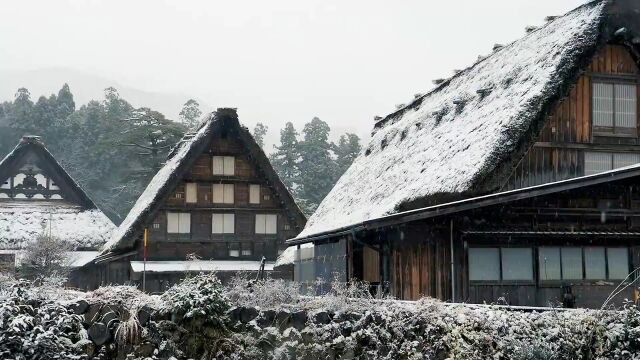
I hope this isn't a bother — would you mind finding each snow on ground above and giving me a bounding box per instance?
[298,2,605,238]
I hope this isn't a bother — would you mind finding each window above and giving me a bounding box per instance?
[174,192,183,199]
[284,223,291,231]
[584,152,640,175]
[539,247,583,280]
[468,247,533,281]
[607,247,629,279]
[152,222,161,230]
[241,247,252,256]
[585,247,606,279]
[468,248,500,281]
[213,156,235,175]
[263,194,271,201]
[167,212,190,234]
[212,214,235,234]
[185,183,198,203]
[501,248,533,281]
[593,82,637,135]
[229,246,240,258]
[255,214,278,234]
[249,184,261,204]
[212,184,234,204]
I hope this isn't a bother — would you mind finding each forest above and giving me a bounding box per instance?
[0,84,361,222]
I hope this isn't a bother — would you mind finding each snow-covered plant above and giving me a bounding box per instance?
[162,273,229,328]
[225,273,301,309]
[87,285,163,311]
[115,308,142,348]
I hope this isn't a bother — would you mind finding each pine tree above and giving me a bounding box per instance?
[334,133,361,177]
[56,83,75,119]
[179,99,202,129]
[270,122,300,193]
[10,88,34,131]
[253,122,268,148]
[297,117,337,214]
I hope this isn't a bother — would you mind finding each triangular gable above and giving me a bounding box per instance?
[0,136,97,208]
[101,108,306,254]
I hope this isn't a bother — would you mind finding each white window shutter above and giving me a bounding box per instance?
[212,214,224,233]
[266,215,278,234]
[167,212,180,233]
[212,184,224,203]
[224,184,235,204]
[185,183,198,203]
[179,213,191,233]
[224,156,235,175]
[593,82,614,127]
[614,84,637,128]
[255,214,266,234]
[249,184,260,204]
[212,156,224,175]
[224,214,235,234]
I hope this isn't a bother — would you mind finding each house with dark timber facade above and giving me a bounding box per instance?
[0,136,115,285]
[285,0,640,308]
[95,108,306,292]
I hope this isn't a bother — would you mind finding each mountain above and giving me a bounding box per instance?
[0,67,212,121]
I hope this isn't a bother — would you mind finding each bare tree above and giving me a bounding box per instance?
[20,233,73,281]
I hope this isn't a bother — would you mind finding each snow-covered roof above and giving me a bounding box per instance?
[129,260,274,273]
[297,1,608,239]
[0,202,114,250]
[275,243,312,267]
[102,109,306,254]
[0,250,100,268]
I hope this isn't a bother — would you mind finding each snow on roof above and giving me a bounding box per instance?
[101,113,215,253]
[129,260,274,273]
[0,250,100,268]
[298,1,606,239]
[275,243,312,267]
[0,202,115,250]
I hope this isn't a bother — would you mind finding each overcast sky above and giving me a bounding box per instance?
[0,0,587,146]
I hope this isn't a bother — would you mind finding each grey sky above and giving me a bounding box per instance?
[0,0,586,147]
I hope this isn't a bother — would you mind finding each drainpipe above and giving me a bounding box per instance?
[450,219,455,302]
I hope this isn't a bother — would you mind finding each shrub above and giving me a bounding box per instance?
[162,273,229,328]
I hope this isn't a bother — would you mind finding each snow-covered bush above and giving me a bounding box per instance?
[87,285,163,311]
[162,273,229,327]
[226,274,302,309]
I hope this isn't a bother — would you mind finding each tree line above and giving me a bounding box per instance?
[0,85,361,221]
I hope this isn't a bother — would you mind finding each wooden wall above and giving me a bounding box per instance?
[503,45,640,191]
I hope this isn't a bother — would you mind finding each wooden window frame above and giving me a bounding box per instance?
[468,246,535,285]
[591,76,639,138]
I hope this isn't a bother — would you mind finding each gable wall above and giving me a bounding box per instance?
[503,44,640,190]
[138,129,300,262]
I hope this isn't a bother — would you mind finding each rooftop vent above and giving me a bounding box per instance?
[414,93,423,99]
[544,16,558,22]
[432,79,446,85]
[525,26,538,33]
[492,44,504,51]
[452,69,462,75]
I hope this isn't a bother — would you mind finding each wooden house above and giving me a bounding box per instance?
[0,136,115,281]
[286,0,640,308]
[95,108,306,292]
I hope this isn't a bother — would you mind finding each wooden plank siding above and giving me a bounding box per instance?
[503,45,640,191]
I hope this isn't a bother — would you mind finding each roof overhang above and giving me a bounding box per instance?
[287,163,640,246]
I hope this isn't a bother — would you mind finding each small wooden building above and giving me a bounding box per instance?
[95,109,306,292]
[0,136,115,282]
[287,0,640,308]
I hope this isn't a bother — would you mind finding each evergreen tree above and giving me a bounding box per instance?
[270,122,300,192]
[297,117,336,214]
[253,122,268,148]
[334,133,361,177]
[179,99,202,129]
[56,83,75,119]
[10,88,34,132]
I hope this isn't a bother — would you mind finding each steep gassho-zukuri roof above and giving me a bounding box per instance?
[102,109,306,254]
[0,138,115,250]
[297,1,607,239]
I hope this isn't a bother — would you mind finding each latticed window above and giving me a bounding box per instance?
[592,82,637,136]
[584,151,640,175]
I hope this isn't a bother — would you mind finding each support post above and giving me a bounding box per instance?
[143,228,148,292]
[450,219,455,302]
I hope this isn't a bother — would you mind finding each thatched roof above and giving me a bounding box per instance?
[297,0,639,240]
[0,137,115,249]
[102,108,306,255]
